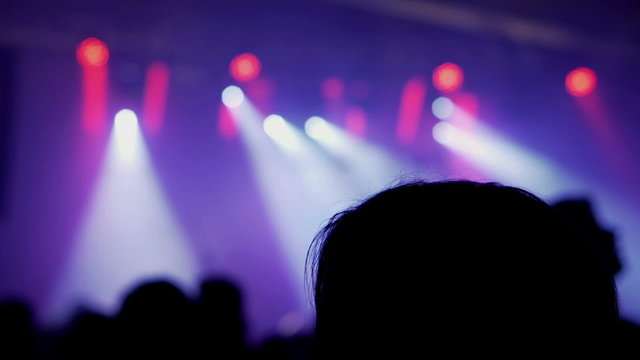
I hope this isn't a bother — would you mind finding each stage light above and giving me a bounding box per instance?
[76,38,109,67]
[433,62,463,93]
[263,114,288,138]
[142,62,170,134]
[79,39,109,134]
[432,96,454,120]
[264,115,311,152]
[566,67,597,97]
[49,106,196,322]
[320,78,345,99]
[345,106,367,137]
[218,104,237,139]
[305,116,329,140]
[396,77,427,144]
[432,121,455,144]
[114,109,140,161]
[432,121,583,197]
[222,85,245,108]
[115,109,138,134]
[229,53,261,82]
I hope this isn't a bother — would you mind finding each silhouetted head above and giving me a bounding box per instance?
[55,308,115,359]
[117,280,192,356]
[0,300,33,335]
[309,181,618,356]
[199,278,243,313]
[194,278,247,356]
[0,300,36,357]
[553,198,622,275]
[119,280,190,324]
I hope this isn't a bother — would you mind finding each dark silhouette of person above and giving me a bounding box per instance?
[553,199,622,275]
[53,308,116,360]
[308,181,619,357]
[553,198,640,350]
[254,335,313,360]
[0,300,38,359]
[194,278,248,359]
[115,280,195,358]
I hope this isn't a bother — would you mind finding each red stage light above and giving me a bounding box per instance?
[76,38,109,67]
[566,67,597,97]
[396,77,427,144]
[320,77,345,99]
[345,106,367,138]
[142,62,170,134]
[218,104,238,139]
[78,38,109,134]
[433,62,463,93]
[229,53,261,82]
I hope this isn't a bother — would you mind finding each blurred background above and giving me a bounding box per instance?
[1,0,639,343]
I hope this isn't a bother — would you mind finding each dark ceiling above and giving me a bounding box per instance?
[1,0,639,62]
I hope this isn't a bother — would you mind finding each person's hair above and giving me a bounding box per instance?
[308,181,618,356]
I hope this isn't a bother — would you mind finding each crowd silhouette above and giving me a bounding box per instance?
[1,180,638,358]
[0,278,312,359]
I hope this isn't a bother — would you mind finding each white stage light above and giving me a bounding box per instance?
[221,85,245,108]
[432,97,454,120]
[114,109,140,162]
[304,116,329,140]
